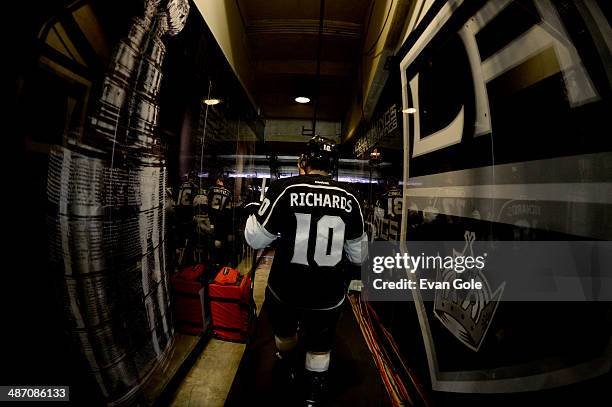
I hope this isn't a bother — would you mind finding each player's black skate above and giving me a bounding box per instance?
[273,350,298,385]
[303,370,329,407]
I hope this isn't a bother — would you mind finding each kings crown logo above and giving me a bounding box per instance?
[434,231,505,352]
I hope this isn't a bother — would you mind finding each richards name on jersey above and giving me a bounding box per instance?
[289,192,353,212]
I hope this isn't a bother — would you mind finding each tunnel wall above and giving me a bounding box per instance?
[390,0,612,394]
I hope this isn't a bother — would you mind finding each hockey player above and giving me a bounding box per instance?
[373,176,402,241]
[175,171,199,254]
[244,136,368,406]
[177,171,199,207]
[208,175,234,266]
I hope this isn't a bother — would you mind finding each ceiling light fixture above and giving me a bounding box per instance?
[295,96,310,104]
[402,107,417,114]
[203,98,222,105]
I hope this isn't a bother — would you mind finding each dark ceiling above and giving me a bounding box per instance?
[237,0,373,121]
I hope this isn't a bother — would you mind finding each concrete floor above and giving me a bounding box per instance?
[170,253,273,406]
[140,333,200,405]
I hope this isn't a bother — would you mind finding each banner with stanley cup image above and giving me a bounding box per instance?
[47,0,190,404]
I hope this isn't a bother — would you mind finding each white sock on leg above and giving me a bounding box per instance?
[305,351,330,372]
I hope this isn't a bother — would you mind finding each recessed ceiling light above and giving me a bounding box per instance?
[402,107,417,114]
[295,96,310,104]
[203,98,222,105]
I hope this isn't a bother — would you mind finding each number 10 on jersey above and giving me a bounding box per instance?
[291,213,346,267]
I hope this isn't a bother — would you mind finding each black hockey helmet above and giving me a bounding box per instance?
[299,136,337,172]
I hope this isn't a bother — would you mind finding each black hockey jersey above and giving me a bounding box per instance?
[177,181,199,207]
[373,187,402,241]
[244,174,368,309]
[208,185,233,237]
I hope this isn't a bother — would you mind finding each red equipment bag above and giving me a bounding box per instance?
[171,264,206,335]
[178,264,205,281]
[209,271,253,342]
[213,266,239,285]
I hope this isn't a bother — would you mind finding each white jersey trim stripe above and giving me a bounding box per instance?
[261,183,364,229]
[244,214,277,249]
[344,232,368,264]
